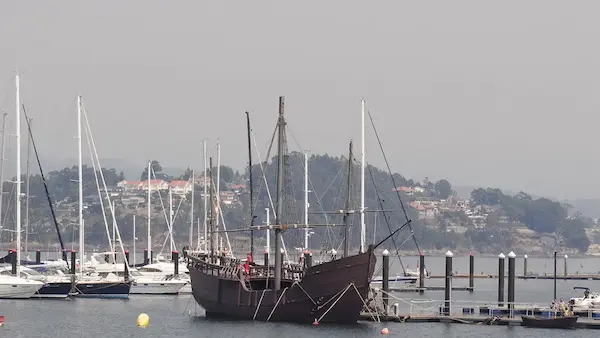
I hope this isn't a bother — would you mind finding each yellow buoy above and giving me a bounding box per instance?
[137,313,150,328]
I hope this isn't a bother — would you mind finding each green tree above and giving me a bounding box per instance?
[180,167,194,180]
[214,165,234,183]
[140,160,162,180]
[434,179,452,199]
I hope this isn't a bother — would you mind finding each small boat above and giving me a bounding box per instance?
[521,315,578,329]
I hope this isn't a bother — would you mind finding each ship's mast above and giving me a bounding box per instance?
[360,98,366,253]
[146,160,151,264]
[274,96,285,291]
[343,141,353,258]
[246,112,254,257]
[202,139,207,251]
[304,150,309,250]
[208,157,215,260]
[189,169,194,248]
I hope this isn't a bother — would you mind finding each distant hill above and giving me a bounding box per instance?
[455,185,600,219]
[39,157,143,181]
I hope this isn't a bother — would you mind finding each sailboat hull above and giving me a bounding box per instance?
[73,280,132,299]
[188,246,376,324]
[130,280,187,295]
[31,282,72,299]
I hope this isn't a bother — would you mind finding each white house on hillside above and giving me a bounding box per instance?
[169,180,193,195]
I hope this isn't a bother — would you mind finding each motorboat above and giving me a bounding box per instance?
[569,287,600,311]
[91,263,187,295]
[371,268,429,285]
[0,273,44,299]
[137,262,191,293]
[0,266,71,299]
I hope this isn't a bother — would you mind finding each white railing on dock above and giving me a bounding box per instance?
[371,289,600,319]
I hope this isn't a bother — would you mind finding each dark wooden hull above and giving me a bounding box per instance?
[521,316,578,329]
[188,246,376,324]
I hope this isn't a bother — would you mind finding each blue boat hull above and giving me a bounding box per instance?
[31,282,72,299]
[73,280,132,299]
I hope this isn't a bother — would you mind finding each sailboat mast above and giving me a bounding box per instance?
[202,139,207,251]
[208,157,215,256]
[343,141,353,258]
[360,98,366,253]
[25,117,32,255]
[0,111,6,232]
[169,187,173,253]
[112,200,116,261]
[146,160,151,264]
[274,96,285,291]
[77,94,84,277]
[245,112,254,257]
[15,74,22,275]
[215,143,221,252]
[189,170,194,247]
[133,215,136,266]
[304,150,309,250]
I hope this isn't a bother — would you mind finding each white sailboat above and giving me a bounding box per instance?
[73,95,131,298]
[0,74,44,299]
[124,161,189,294]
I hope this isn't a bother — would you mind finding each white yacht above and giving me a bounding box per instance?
[0,265,71,298]
[90,263,187,295]
[137,261,191,293]
[0,272,44,299]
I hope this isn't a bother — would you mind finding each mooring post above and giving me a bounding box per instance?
[382,249,390,313]
[419,253,425,292]
[264,251,269,266]
[124,250,130,281]
[70,250,76,275]
[308,252,313,267]
[498,253,505,308]
[10,250,16,276]
[564,254,568,277]
[507,251,516,317]
[172,251,179,276]
[35,249,41,264]
[523,254,528,277]
[469,252,474,291]
[143,249,148,265]
[444,250,453,316]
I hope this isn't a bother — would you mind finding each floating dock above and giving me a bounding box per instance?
[427,274,600,280]
[390,286,474,292]
[358,313,600,329]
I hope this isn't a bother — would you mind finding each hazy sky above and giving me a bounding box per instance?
[0,1,599,200]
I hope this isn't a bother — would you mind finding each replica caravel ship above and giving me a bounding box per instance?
[187,96,377,324]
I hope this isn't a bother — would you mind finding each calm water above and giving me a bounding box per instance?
[2,255,600,337]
